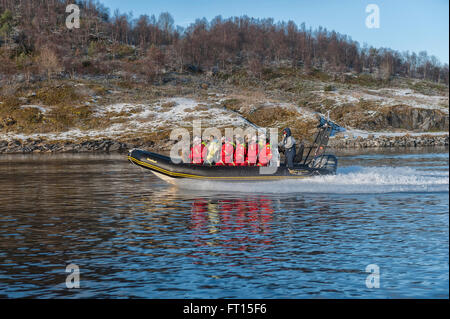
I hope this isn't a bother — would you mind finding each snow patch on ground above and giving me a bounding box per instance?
[19,105,49,113]
[0,97,263,141]
[95,103,141,115]
[317,87,449,113]
[2,94,447,142]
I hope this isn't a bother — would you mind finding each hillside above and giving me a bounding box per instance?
[0,69,448,152]
[0,1,448,153]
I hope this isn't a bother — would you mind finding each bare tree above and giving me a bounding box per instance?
[39,46,62,80]
[0,0,447,84]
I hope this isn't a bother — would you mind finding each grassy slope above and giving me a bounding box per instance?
[0,68,448,145]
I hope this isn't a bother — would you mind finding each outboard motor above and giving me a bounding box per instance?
[310,154,338,174]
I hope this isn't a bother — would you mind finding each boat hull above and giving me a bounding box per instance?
[128,149,337,183]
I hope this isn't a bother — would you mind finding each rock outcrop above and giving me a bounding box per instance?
[359,106,449,132]
[329,134,449,149]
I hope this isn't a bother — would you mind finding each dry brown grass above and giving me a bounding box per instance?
[44,105,94,132]
[0,95,22,111]
[220,98,242,112]
[245,106,298,127]
[284,119,318,143]
[193,104,210,111]
[34,85,81,106]
[160,101,176,111]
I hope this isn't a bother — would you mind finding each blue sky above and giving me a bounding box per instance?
[100,0,449,64]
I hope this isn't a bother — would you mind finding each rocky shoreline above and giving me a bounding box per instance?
[0,133,448,154]
[0,139,135,154]
[328,134,449,148]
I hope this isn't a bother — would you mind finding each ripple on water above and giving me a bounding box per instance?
[0,150,448,298]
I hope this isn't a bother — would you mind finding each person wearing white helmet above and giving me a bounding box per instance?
[189,136,206,164]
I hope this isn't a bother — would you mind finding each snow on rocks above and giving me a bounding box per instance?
[316,87,449,113]
[0,97,263,142]
[19,105,49,113]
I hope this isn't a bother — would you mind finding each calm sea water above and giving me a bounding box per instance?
[0,147,448,298]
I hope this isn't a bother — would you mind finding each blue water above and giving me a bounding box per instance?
[0,148,448,298]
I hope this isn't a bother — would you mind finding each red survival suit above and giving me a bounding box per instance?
[234,142,247,166]
[190,142,207,164]
[257,142,273,166]
[246,142,259,166]
[216,141,235,166]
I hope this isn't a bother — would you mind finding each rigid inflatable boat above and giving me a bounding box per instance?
[128,117,340,183]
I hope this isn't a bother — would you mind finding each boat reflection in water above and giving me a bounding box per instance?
[190,197,275,258]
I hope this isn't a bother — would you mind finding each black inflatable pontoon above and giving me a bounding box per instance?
[128,149,336,183]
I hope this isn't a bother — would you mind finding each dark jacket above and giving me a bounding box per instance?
[281,128,296,150]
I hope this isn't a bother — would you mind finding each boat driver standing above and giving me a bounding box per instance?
[279,128,296,169]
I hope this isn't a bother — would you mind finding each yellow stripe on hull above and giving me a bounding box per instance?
[128,156,311,181]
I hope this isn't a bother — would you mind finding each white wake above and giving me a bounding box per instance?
[174,166,449,194]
